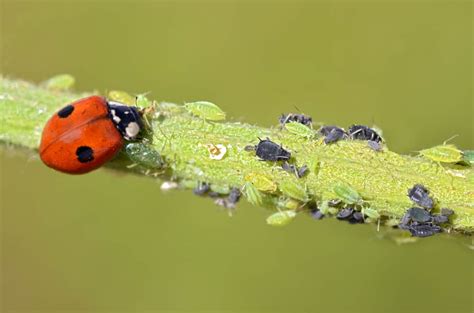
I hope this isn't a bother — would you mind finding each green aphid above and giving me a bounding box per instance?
[108,90,135,105]
[125,142,163,169]
[277,198,300,210]
[420,144,463,163]
[279,180,309,202]
[463,150,474,165]
[318,201,330,215]
[210,184,230,194]
[184,101,226,121]
[333,183,362,205]
[45,74,75,91]
[136,93,151,107]
[244,173,277,192]
[243,182,263,206]
[266,210,297,226]
[284,121,314,139]
[362,207,380,219]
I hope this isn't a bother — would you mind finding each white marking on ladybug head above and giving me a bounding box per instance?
[110,109,121,123]
[107,101,127,107]
[125,122,140,139]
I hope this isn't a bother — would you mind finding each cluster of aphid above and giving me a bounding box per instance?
[399,184,455,237]
[193,182,242,212]
[40,88,470,236]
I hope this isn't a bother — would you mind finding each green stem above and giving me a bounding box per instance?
[1,76,473,233]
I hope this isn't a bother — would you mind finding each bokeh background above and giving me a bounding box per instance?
[1,1,472,312]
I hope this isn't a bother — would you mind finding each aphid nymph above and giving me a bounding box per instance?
[348,125,382,143]
[279,113,313,127]
[319,126,347,144]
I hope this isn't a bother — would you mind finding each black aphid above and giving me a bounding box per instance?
[319,126,347,144]
[368,140,383,152]
[406,207,432,223]
[279,113,313,127]
[408,184,434,210]
[311,209,325,220]
[432,215,449,224]
[348,125,382,143]
[337,208,354,220]
[281,162,309,178]
[349,211,364,224]
[255,138,291,161]
[193,182,211,196]
[408,224,442,238]
[440,208,454,217]
[228,187,241,204]
[281,162,297,174]
[297,165,309,178]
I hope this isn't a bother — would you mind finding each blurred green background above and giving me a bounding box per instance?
[1,1,472,312]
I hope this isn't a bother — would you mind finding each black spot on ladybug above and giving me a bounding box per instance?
[76,146,94,163]
[255,138,291,162]
[57,105,74,118]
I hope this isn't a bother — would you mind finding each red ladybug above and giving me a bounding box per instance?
[39,96,143,174]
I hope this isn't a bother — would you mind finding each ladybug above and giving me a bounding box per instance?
[39,95,143,174]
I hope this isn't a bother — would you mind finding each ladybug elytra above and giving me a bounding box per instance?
[39,96,143,174]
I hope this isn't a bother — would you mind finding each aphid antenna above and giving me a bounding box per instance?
[442,134,459,145]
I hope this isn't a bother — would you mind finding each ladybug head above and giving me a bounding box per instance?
[107,101,144,140]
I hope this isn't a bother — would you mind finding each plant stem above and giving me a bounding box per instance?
[1,76,472,233]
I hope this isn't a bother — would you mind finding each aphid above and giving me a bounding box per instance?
[184,101,226,121]
[279,113,312,127]
[408,224,441,237]
[406,207,432,223]
[361,207,380,219]
[420,144,463,164]
[368,140,383,152]
[228,187,242,204]
[348,125,382,142]
[432,215,449,224]
[214,188,241,210]
[284,121,314,138]
[319,126,347,144]
[279,180,309,202]
[462,150,474,165]
[125,142,163,169]
[311,209,324,220]
[108,90,136,105]
[297,165,309,178]
[333,183,362,205]
[266,210,297,226]
[39,96,143,174]
[254,138,291,161]
[281,162,309,178]
[440,208,454,216]
[336,208,354,220]
[160,181,179,191]
[135,93,151,107]
[44,74,75,91]
[349,211,364,224]
[407,184,434,210]
[278,198,300,210]
[318,201,330,215]
[193,182,211,196]
[244,173,277,192]
[205,143,227,160]
[243,182,263,206]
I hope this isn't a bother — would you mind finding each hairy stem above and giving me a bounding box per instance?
[1,76,472,233]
